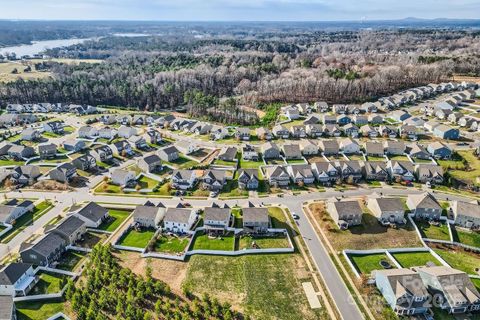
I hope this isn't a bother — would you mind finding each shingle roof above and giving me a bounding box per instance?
[204,207,230,222]
[164,208,193,224]
[54,216,85,238]
[0,263,32,285]
[76,202,107,223]
[243,207,269,224]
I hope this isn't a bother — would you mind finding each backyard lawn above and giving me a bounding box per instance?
[414,220,451,241]
[16,300,66,320]
[388,155,410,161]
[137,175,159,189]
[191,231,235,251]
[472,278,480,292]
[391,251,440,268]
[452,227,480,248]
[182,254,325,320]
[165,154,198,169]
[55,250,87,272]
[238,235,290,250]
[285,158,306,164]
[118,228,155,248]
[349,253,396,275]
[432,246,480,275]
[29,272,68,295]
[76,231,108,248]
[153,235,190,254]
[98,209,131,232]
[219,179,248,199]
[213,159,237,167]
[0,159,24,166]
[366,156,385,161]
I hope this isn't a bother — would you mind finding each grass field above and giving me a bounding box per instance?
[118,228,155,248]
[452,227,480,248]
[238,235,290,250]
[154,235,190,253]
[349,253,396,275]
[0,159,24,166]
[55,250,87,272]
[445,151,480,184]
[415,220,451,241]
[432,246,480,275]
[0,61,52,82]
[238,158,264,169]
[191,231,235,251]
[309,202,422,250]
[183,254,324,320]
[29,272,68,295]
[98,209,131,232]
[16,299,66,320]
[391,251,440,268]
[165,154,198,169]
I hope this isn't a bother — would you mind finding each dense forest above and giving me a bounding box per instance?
[1,22,480,124]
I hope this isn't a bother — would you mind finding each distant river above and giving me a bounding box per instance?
[0,38,94,58]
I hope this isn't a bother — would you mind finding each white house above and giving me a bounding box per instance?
[163,208,197,233]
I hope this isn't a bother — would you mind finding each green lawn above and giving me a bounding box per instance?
[16,299,66,320]
[433,247,480,275]
[0,159,24,166]
[452,227,480,248]
[349,253,396,275]
[414,220,451,241]
[285,158,306,164]
[98,209,131,232]
[165,154,198,169]
[445,151,480,184]
[472,278,480,292]
[239,158,264,169]
[118,228,155,248]
[95,182,122,193]
[182,254,324,320]
[388,155,410,161]
[213,159,237,167]
[367,180,381,187]
[137,175,159,189]
[191,231,235,251]
[231,208,243,228]
[366,156,385,161]
[0,201,53,243]
[238,235,290,250]
[154,235,190,254]
[219,179,248,199]
[391,251,440,268]
[56,250,87,272]
[29,272,68,295]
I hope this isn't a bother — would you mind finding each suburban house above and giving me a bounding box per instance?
[261,142,281,159]
[335,160,362,182]
[111,169,136,187]
[365,142,384,157]
[326,199,363,229]
[98,127,117,140]
[272,125,290,139]
[342,123,359,138]
[256,127,272,140]
[111,140,133,156]
[451,201,480,229]
[0,200,34,225]
[379,125,398,138]
[287,164,315,184]
[163,208,196,233]
[202,169,226,191]
[364,161,389,181]
[306,124,323,138]
[100,115,117,125]
[353,115,368,125]
[417,266,480,314]
[242,144,259,161]
[388,160,415,181]
[391,110,411,122]
[218,147,237,162]
[90,145,114,163]
[74,202,109,228]
[369,114,384,124]
[20,232,67,266]
[157,146,179,162]
[144,129,162,145]
[415,164,444,184]
[318,140,339,156]
[339,138,360,154]
[311,161,338,185]
[407,143,430,160]
[209,126,229,140]
[128,135,148,150]
[72,154,97,171]
[299,139,319,155]
[367,196,405,224]
[0,263,36,297]
[265,165,290,187]
[290,125,306,138]
[336,114,351,125]
[399,125,417,140]
[175,141,198,155]
[427,142,452,159]
[133,205,165,229]
[322,124,341,137]
[49,163,77,183]
[360,125,379,138]
[171,170,197,190]
[203,207,231,234]
[78,125,98,139]
[433,125,460,140]
[118,125,137,139]
[8,145,34,160]
[235,127,251,141]
[375,268,430,316]
[406,192,442,220]
[43,121,64,135]
[242,207,270,233]
[63,139,86,152]
[282,144,302,160]
[384,141,405,155]
[237,169,259,190]
[21,128,41,141]
[138,154,162,173]
[303,115,320,125]
[10,165,41,186]
[38,143,57,159]
[50,216,86,245]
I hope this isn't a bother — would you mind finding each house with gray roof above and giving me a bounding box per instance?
[367,197,405,224]
[415,164,444,184]
[287,164,315,184]
[365,142,384,157]
[218,146,237,162]
[74,202,109,228]
[157,145,179,162]
[138,154,162,173]
[133,205,165,228]
[171,170,196,190]
[433,124,459,140]
[235,127,251,141]
[38,143,57,159]
[20,232,67,266]
[261,142,280,159]
[243,207,270,233]
[427,142,452,159]
[50,216,86,245]
[0,262,36,297]
[311,161,338,185]
[451,200,480,229]
[111,169,136,187]
[335,160,362,182]
[282,144,302,160]
[326,199,363,229]
[63,139,86,152]
[10,165,40,186]
[163,208,196,233]
[375,268,429,316]
[265,165,290,187]
[238,169,259,190]
[0,200,34,225]
[364,161,389,181]
[204,207,231,233]
[318,140,339,156]
[388,160,415,182]
[90,145,113,163]
[72,153,97,171]
[21,128,41,141]
[202,169,226,191]
[406,192,442,220]
[8,145,34,160]
[272,125,290,139]
[49,162,77,183]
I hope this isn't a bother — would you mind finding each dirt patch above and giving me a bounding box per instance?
[114,250,188,295]
[32,180,73,191]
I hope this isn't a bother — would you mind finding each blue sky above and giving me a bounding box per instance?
[0,0,479,21]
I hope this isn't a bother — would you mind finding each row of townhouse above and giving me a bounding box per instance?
[6,103,97,115]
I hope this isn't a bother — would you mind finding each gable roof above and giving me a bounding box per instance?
[243,207,269,224]
[204,207,231,222]
[407,192,442,211]
[0,263,32,285]
[76,202,107,223]
[164,208,194,224]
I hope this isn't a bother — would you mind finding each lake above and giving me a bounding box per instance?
[0,38,93,58]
